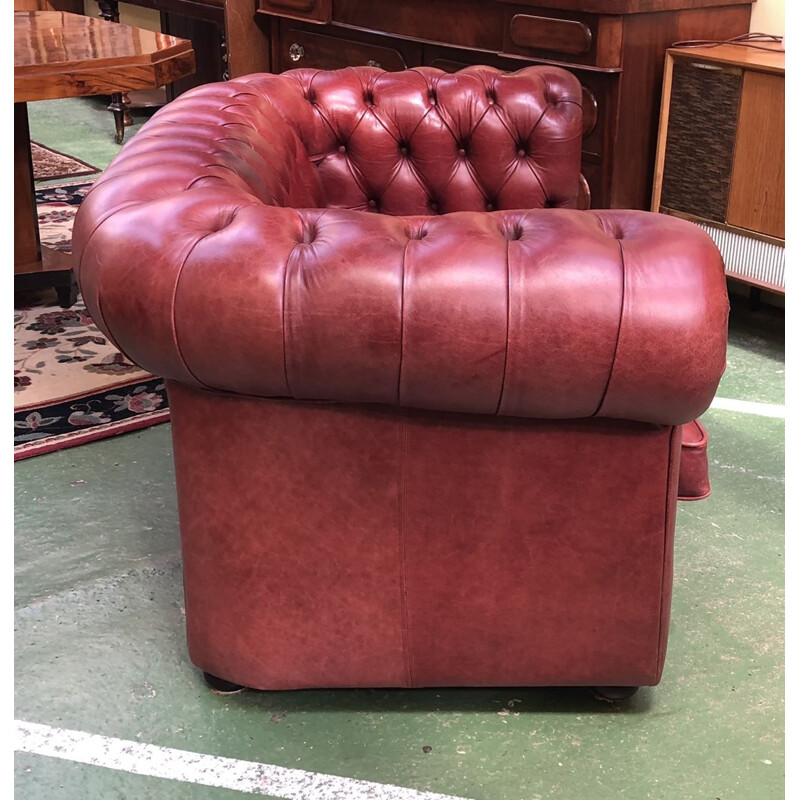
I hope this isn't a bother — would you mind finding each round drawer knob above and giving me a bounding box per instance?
[289,43,305,63]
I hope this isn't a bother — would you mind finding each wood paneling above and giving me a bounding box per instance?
[225,0,272,77]
[14,103,41,275]
[503,8,623,68]
[276,20,422,72]
[331,0,505,53]
[258,0,331,24]
[278,24,418,71]
[508,14,593,55]
[727,70,784,238]
[494,0,754,13]
[162,12,223,98]
[612,3,751,209]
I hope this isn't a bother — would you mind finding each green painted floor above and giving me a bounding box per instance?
[16,97,785,800]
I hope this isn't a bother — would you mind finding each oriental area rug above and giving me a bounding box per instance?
[31,142,99,182]
[14,181,170,461]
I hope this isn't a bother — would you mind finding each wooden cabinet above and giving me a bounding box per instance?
[725,68,784,239]
[95,1,271,93]
[257,0,753,209]
[277,22,421,72]
[652,43,784,292]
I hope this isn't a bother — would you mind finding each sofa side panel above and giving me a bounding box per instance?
[169,382,679,689]
[401,413,678,688]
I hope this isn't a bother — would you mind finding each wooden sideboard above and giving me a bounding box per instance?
[255,0,754,210]
[652,43,784,293]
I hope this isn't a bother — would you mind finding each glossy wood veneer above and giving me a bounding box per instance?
[14,10,195,102]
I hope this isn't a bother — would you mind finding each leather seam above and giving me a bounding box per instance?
[495,231,511,414]
[397,236,409,404]
[282,214,303,397]
[171,232,220,391]
[398,414,414,688]
[655,426,679,683]
[73,200,146,354]
[521,159,550,204]
[593,233,626,417]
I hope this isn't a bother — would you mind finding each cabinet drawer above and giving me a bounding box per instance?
[258,0,331,25]
[503,10,622,69]
[509,14,592,56]
[278,25,418,72]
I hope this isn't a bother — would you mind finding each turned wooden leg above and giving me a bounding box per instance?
[108,92,126,144]
[123,92,133,128]
[203,672,247,695]
[591,686,640,703]
[55,275,79,309]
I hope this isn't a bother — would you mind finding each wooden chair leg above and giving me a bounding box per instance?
[108,92,126,144]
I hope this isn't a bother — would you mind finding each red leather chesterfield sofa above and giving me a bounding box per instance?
[73,65,728,700]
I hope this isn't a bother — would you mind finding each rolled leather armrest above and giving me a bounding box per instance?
[74,191,728,426]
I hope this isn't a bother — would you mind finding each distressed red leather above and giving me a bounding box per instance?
[679,420,712,500]
[170,383,682,690]
[72,66,728,691]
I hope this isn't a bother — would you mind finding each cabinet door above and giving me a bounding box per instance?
[727,71,785,239]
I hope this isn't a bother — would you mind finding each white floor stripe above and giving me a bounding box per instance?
[15,721,472,800]
[710,397,785,418]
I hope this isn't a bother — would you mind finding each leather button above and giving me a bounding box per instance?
[367,199,377,209]
[486,202,494,211]
[338,145,346,154]
[400,146,408,156]
[457,148,466,157]
[430,202,438,212]
[517,148,526,158]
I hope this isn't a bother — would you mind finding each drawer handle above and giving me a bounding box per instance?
[289,43,305,62]
[509,14,593,56]
[366,59,382,68]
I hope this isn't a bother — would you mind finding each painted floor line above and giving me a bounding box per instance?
[711,397,785,418]
[15,720,473,800]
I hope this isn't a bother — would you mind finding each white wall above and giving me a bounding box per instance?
[750,0,785,35]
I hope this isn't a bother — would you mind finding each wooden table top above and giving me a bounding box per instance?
[14,11,195,103]
[668,42,785,75]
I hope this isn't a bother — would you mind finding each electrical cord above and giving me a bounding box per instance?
[670,32,784,53]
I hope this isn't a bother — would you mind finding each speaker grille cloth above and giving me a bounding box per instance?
[661,61,742,222]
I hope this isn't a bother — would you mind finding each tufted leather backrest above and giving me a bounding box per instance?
[237,65,584,215]
[72,65,728,427]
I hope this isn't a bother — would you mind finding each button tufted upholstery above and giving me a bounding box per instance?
[74,65,727,428]
[72,66,729,694]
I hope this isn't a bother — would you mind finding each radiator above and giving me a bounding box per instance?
[694,221,785,291]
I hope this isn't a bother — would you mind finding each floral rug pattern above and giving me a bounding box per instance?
[14,180,170,460]
[34,182,93,254]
